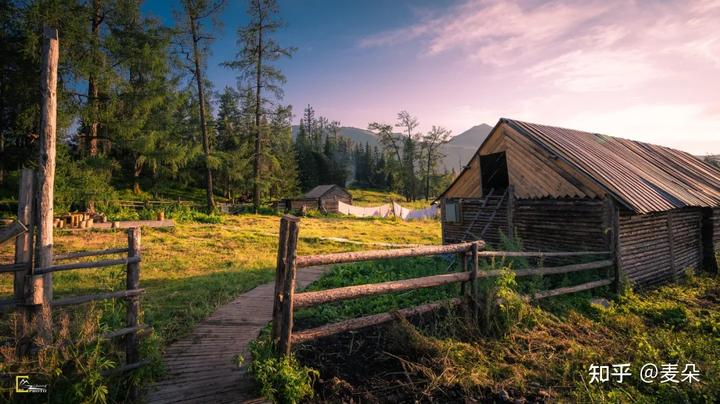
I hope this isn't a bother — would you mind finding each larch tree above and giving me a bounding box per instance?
[224,0,295,213]
[421,126,451,200]
[176,0,225,211]
[396,110,420,201]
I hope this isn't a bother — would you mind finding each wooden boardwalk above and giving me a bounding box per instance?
[144,266,327,404]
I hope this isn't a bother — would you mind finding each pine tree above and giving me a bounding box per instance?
[224,0,295,212]
[176,0,225,211]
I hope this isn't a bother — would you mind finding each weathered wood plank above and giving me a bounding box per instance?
[0,220,27,247]
[51,288,144,307]
[296,242,480,268]
[54,247,128,261]
[292,298,463,343]
[34,256,140,275]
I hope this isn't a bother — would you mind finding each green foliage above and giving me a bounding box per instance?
[293,250,720,402]
[55,147,119,213]
[295,257,460,326]
[0,303,162,404]
[247,338,318,404]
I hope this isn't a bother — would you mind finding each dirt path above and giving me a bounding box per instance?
[144,266,328,404]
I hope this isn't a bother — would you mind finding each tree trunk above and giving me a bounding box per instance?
[426,151,431,201]
[35,26,59,340]
[87,0,101,156]
[133,158,142,195]
[252,11,264,214]
[0,132,4,186]
[189,13,215,212]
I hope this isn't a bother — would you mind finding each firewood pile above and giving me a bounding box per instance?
[54,212,108,229]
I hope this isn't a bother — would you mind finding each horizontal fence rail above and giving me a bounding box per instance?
[296,242,481,268]
[51,288,145,307]
[292,298,464,343]
[0,262,29,273]
[271,215,616,356]
[35,256,140,275]
[54,247,129,261]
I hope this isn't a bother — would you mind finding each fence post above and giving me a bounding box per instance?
[271,216,291,344]
[470,242,480,323]
[278,216,300,356]
[15,168,34,351]
[33,26,60,342]
[126,227,141,399]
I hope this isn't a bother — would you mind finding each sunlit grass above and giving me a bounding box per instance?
[349,188,434,209]
[0,213,440,346]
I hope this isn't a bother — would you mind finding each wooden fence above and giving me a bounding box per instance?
[0,168,149,398]
[271,215,613,355]
[117,199,203,210]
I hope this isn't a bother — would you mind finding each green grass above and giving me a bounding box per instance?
[0,213,440,346]
[349,188,434,209]
[291,254,720,402]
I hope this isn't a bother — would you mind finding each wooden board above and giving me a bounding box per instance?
[144,266,327,404]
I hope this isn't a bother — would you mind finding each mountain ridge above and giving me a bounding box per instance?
[291,123,492,172]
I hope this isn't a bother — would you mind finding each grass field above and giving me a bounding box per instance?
[0,214,440,345]
[349,188,435,210]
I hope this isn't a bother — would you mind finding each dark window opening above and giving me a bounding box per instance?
[480,152,509,194]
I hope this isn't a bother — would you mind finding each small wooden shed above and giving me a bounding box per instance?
[288,185,352,213]
[438,118,720,288]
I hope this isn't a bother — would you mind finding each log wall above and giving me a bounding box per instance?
[619,208,703,288]
[513,198,608,252]
[714,208,720,248]
[441,193,508,245]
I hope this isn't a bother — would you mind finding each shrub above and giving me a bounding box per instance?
[247,338,318,403]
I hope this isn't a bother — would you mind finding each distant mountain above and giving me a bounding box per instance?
[291,123,493,173]
[441,124,493,172]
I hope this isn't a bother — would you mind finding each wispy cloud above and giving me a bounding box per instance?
[359,0,720,93]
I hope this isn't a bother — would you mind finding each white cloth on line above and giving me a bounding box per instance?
[337,200,438,220]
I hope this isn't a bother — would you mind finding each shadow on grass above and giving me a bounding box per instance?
[47,267,276,345]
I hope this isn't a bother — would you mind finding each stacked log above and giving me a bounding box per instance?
[514,198,606,252]
[619,208,702,289]
[442,194,508,245]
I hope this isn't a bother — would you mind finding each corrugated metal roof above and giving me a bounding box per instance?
[503,118,720,213]
[304,184,342,199]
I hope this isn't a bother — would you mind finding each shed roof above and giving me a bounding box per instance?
[303,184,347,199]
[441,118,720,214]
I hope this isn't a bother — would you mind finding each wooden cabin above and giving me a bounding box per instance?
[287,185,352,213]
[438,118,720,288]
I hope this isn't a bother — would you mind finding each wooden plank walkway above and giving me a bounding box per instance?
[144,266,328,403]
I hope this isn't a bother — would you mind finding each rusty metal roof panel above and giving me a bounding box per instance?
[304,184,342,199]
[503,118,720,214]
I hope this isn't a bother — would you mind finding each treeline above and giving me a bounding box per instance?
[365,111,454,201]
[0,0,454,212]
[0,0,296,212]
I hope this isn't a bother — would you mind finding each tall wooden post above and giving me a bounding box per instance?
[126,228,141,400]
[278,216,300,356]
[271,216,291,343]
[34,26,59,339]
[14,169,34,344]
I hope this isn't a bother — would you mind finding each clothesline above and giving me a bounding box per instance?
[336,200,438,220]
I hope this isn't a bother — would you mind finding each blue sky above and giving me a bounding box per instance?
[141,0,720,155]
